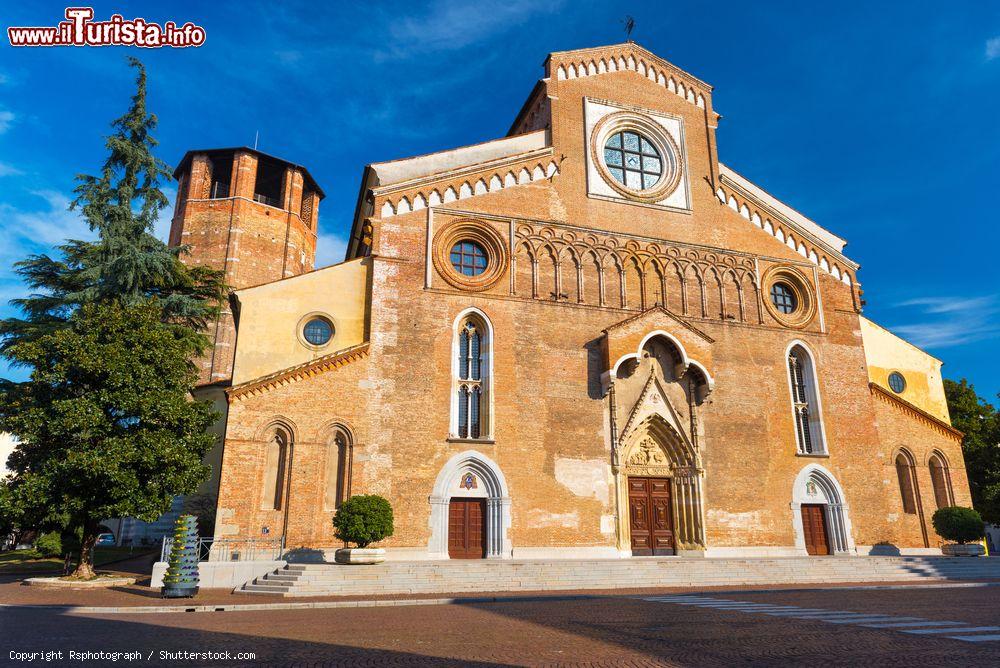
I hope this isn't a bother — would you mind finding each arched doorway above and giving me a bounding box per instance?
[429,450,511,559]
[614,415,705,556]
[792,464,854,555]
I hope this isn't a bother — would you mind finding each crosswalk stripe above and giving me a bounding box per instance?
[823,616,900,624]
[945,634,1000,642]
[861,621,963,629]
[904,627,1000,635]
[639,595,998,642]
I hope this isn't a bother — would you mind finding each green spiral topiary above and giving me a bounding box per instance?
[162,514,200,597]
[333,495,394,548]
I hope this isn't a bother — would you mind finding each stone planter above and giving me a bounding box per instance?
[335,548,386,565]
[942,543,985,557]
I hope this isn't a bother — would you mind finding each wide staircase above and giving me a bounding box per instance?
[239,556,1000,597]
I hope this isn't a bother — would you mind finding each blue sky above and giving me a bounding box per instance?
[1,1,998,401]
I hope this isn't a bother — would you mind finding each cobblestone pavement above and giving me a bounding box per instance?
[3,585,1000,666]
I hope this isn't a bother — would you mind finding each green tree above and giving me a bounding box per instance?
[0,58,224,578]
[1,302,217,577]
[945,378,1000,524]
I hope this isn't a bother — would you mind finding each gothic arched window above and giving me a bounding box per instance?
[452,310,492,440]
[787,344,826,455]
[929,452,954,509]
[261,427,290,511]
[895,450,918,515]
[324,430,351,511]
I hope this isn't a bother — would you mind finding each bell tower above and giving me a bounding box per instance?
[169,147,324,385]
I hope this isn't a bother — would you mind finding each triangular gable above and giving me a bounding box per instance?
[604,305,714,343]
[618,369,693,450]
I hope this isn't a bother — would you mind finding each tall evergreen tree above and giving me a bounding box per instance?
[0,58,224,578]
[1,57,222,352]
[945,378,1000,524]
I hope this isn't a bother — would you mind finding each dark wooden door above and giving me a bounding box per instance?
[448,498,486,559]
[628,477,675,556]
[801,504,830,555]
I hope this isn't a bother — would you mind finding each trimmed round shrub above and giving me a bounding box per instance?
[333,495,394,548]
[932,506,984,544]
[34,531,62,558]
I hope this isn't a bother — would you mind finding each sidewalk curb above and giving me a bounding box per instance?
[1,581,998,615]
[0,594,598,615]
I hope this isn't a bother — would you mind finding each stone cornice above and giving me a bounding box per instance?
[228,343,370,401]
[869,382,963,441]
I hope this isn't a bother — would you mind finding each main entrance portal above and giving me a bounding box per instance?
[448,498,486,559]
[628,477,675,555]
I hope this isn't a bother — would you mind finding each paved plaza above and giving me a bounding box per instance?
[4,584,1000,666]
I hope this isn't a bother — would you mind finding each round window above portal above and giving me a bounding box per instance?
[769,282,798,314]
[603,130,663,191]
[590,111,683,203]
[888,371,906,394]
[450,240,488,277]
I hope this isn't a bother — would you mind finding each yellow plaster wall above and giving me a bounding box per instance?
[860,316,950,422]
[231,257,370,385]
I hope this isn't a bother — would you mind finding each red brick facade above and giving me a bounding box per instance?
[188,43,971,559]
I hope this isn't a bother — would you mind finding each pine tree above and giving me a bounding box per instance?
[1,57,223,353]
[0,58,224,579]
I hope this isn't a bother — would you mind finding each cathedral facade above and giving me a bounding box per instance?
[171,43,970,560]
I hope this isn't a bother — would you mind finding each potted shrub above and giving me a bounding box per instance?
[932,506,986,556]
[332,495,394,564]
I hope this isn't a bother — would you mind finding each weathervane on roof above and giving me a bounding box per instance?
[622,15,635,42]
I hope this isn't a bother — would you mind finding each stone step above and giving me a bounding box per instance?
[242,556,1000,597]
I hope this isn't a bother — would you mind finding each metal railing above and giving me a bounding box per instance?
[160,536,284,562]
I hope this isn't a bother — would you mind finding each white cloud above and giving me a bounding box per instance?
[890,294,1000,348]
[988,36,1000,60]
[0,109,15,134]
[0,190,92,256]
[315,232,348,268]
[0,161,22,176]
[380,0,564,59]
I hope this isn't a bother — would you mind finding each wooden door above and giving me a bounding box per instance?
[628,477,675,556]
[801,504,830,555]
[448,498,486,559]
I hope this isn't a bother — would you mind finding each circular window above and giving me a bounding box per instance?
[302,317,333,346]
[769,282,798,314]
[432,219,508,292]
[888,372,906,394]
[590,111,683,203]
[604,130,662,191]
[761,266,816,329]
[450,241,487,277]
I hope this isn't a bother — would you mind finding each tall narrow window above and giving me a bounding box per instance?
[787,345,826,455]
[452,311,491,440]
[261,428,290,511]
[895,451,917,515]
[929,452,953,509]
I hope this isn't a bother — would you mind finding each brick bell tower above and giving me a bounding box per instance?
[169,148,325,386]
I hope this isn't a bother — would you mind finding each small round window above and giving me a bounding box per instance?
[450,241,487,277]
[770,282,798,314]
[302,317,333,346]
[888,372,906,394]
[604,130,662,191]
